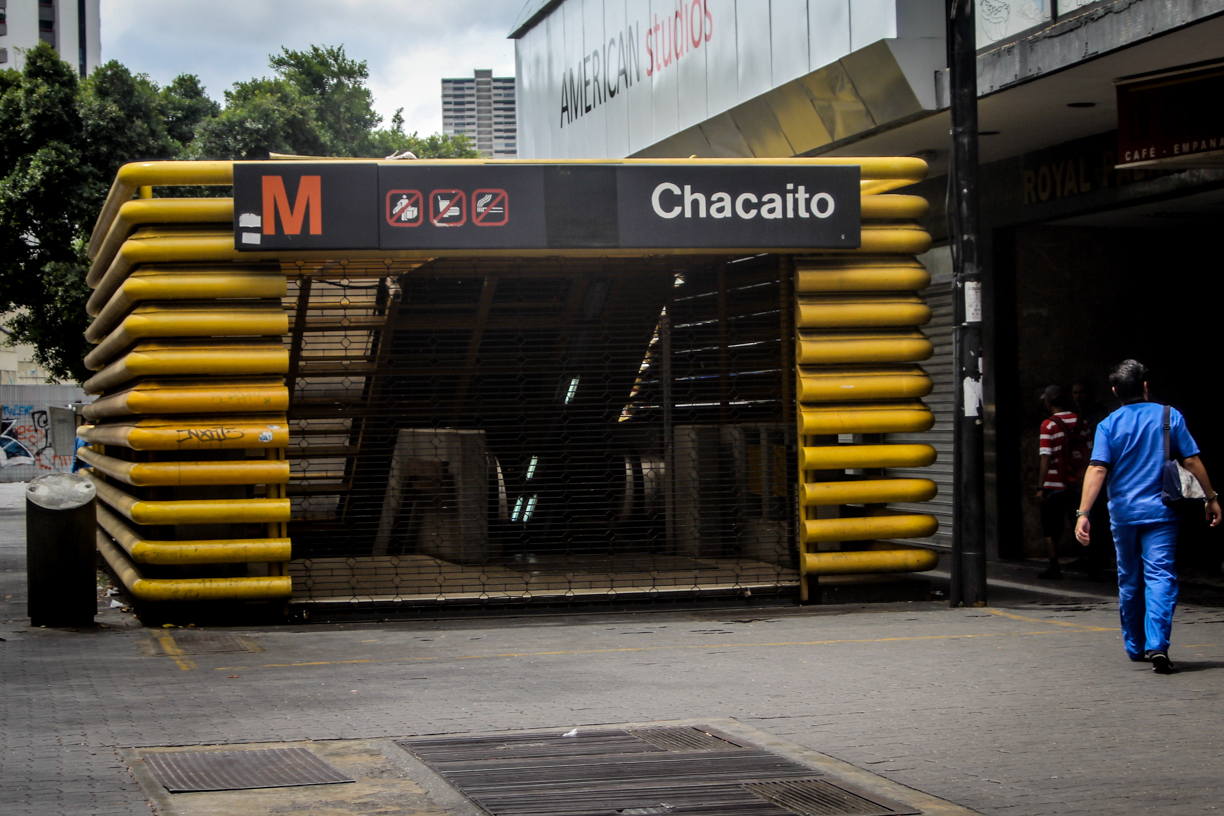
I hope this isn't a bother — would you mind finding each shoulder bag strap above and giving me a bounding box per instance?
[1163,405,1172,462]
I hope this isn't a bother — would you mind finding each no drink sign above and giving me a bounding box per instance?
[234,162,860,251]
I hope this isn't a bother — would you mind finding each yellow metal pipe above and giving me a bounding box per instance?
[87,471,290,525]
[97,528,292,601]
[802,514,939,544]
[82,340,289,395]
[86,232,244,315]
[802,547,939,575]
[794,260,930,293]
[859,178,921,196]
[796,295,931,329]
[77,446,289,487]
[802,478,937,506]
[859,195,929,221]
[89,199,234,281]
[88,161,234,260]
[79,415,288,450]
[82,378,289,419]
[87,267,287,342]
[97,504,289,565]
[799,404,934,435]
[796,331,932,365]
[802,443,937,470]
[856,225,931,256]
[797,367,932,402]
[85,304,289,370]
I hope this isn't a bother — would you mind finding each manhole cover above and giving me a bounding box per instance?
[398,727,920,816]
[142,746,354,793]
[148,633,261,655]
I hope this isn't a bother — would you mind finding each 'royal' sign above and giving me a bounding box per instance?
[233,162,860,251]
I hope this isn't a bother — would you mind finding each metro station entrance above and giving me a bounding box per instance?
[80,157,939,615]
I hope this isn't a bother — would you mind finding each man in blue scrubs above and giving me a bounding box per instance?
[1075,360,1221,674]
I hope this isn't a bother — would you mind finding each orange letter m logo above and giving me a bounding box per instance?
[262,175,322,235]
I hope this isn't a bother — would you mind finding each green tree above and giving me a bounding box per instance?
[370,108,480,159]
[0,44,211,381]
[271,45,380,155]
[160,74,221,149]
[192,46,480,160]
[191,76,328,159]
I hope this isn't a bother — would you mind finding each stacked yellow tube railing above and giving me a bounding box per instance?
[80,163,292,603]
[794,195,940,600]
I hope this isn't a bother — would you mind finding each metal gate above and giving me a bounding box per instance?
[284,255,799,606]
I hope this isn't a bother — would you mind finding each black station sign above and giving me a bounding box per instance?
[234,162,860,251]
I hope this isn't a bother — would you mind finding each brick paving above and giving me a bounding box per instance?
[4,481,1224,815]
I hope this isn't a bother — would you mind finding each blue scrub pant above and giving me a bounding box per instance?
[1113,521,1179,658]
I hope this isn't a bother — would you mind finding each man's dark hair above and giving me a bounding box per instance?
[1110,359,1148,403]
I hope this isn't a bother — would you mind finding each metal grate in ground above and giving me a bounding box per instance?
[398,727,919,816]
[629,726,743,752]
[141,746,354,793]
[747,779,919,816]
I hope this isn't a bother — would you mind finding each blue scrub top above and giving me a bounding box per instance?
[1092,402,1200,525]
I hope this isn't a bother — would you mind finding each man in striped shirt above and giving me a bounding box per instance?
[1035,385,1081,579]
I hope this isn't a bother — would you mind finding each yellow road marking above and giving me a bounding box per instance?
[986,608,1113,632]
[159,636,197,671]
[216,625,1106,672]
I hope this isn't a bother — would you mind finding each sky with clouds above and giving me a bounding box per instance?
[99,0,526,136]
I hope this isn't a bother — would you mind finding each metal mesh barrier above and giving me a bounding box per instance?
[284,255,799,606]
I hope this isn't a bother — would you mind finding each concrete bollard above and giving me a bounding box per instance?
[26,473,97,628]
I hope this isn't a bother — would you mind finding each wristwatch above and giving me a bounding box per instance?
[1208,492,1220,504]
[1075,510,1090,517]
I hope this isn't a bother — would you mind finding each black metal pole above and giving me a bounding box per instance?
[948,0,987,607]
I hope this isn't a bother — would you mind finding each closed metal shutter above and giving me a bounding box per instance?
[884,247,953,550]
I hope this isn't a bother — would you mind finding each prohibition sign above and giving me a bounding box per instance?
[430,189,466,227]
[472,189,509,226]
[386,190,423,227]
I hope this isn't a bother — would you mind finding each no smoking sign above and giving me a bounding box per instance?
[473,189,508,226]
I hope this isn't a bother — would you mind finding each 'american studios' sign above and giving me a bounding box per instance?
[233,162,860,251]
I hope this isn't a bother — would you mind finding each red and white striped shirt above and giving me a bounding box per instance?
[1039,411,1080,490]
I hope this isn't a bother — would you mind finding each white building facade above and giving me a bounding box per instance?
[511,0,944,160]
[0,0,101,76]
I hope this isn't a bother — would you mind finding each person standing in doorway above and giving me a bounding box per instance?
[1035,385,1082,579]
[1075,360,1221,674]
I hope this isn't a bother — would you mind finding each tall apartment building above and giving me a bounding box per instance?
[0,0,101,76]
[441,69,517,158]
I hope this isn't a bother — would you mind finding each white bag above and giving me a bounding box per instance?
[1178,461,1206,500]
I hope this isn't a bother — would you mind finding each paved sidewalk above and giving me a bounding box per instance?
[4,481,1224,815]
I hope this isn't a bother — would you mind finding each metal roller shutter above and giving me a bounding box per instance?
[884,247,953,550]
